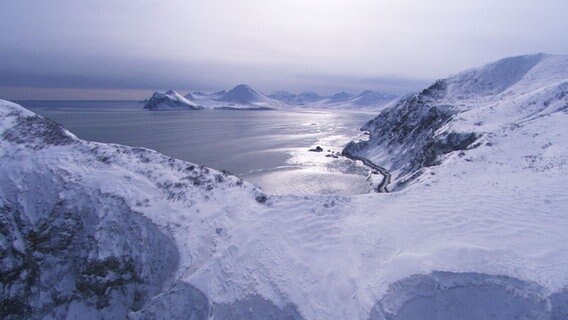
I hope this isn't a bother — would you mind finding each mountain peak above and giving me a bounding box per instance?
[329,92,352,102]
[229,84,255,95]
[219,84,265,104]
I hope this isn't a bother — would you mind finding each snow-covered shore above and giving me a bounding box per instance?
[1,53,568,319]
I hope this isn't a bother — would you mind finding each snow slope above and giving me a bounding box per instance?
[2,53,568,319]
[144,90,204,111]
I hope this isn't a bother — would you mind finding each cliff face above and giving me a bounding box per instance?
[343,88,479,189]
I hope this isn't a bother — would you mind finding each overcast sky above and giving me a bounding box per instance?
[1,0,567,99]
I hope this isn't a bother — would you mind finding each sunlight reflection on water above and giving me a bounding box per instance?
[21,100,376,195]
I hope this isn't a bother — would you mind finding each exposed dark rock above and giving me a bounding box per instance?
[0,192,179,319]
[255,194,268,204]
[2,115,76,149]
[343,93,479,189]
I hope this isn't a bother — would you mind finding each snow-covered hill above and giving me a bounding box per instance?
[2,53,568,319]
[144,90,204,111]
[0,99,267,319]
[214,84,285,110]
[345,53,568,189]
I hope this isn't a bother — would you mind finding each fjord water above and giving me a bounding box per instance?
[20,100,374,195]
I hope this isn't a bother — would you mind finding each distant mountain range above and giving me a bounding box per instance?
[267,89,398,108]
[144,85,398,111]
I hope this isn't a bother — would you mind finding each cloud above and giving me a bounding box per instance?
[1,0,567,99]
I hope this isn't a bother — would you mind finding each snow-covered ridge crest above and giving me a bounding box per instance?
[144,89,204,110]
[344,53,568,189]
[443,53,548,100]
[214,84,287,110]
[218,84,267,104]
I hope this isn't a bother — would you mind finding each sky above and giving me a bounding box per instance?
[1,0,567,100]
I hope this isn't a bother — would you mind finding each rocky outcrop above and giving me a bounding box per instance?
[343,90,480,189]
[0,193,179,319]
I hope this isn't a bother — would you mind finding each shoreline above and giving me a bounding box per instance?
[341,150,391,193]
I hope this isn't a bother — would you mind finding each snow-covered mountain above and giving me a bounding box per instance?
[328,91,352,103]
[344,53,568,190]
[314,90,397,109]
[268,91,324,106]
[179,85,285,110]
[214,84,285,109]
[2,53,568,319]
[146,86,284,111]
[0,99,269,319]
[170,86,395,110]
[268,90,297,104]
[183,92,196,100]
[350,90,398,106]
[295,91,322,104]
[209,90,227,99]
[144,90,204,111]
[268,90,396,109]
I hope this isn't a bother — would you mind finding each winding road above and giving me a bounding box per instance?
[342,150,391,193]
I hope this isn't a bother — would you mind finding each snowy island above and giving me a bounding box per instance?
[1,54,568,319]
[146,85,398,111]
[145,85,286,111]
[144,90,204,111]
